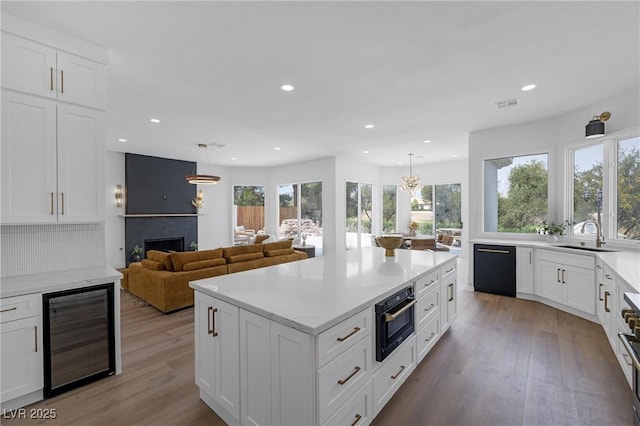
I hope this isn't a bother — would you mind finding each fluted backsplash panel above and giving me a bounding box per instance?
[1,223,105,277]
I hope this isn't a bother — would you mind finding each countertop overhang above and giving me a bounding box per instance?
[190,247,458,335]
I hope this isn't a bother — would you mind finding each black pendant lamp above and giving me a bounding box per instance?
[585,111,610,139]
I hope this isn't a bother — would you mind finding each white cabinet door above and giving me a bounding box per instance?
[441,271,457,333]
[195,293,216,398]
[240,310,272,426]
[1,91,57,223]
[56,103,105,222]
[194,293,240,422]
[535,259,564,303]
[564,265,596,315]
[1,33,57,99]
[270,321,313,426]
[2,33,106,110]
[0,316,43,403]
[214,298,240,421]
[516,247,534,294]
[56,51,106,109]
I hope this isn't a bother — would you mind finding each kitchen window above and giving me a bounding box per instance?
[568,133,639,241]
[483,153,549,233]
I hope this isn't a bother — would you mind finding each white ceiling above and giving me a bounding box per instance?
[2,1,638,168]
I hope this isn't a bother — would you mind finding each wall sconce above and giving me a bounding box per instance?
[585,111,611,139]
[115,185,123,208]
[191,189,204,209]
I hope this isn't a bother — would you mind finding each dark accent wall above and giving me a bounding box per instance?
[125,153,197,214]
[125,217,197,265]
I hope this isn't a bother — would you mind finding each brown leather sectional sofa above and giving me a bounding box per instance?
[127,240,307,313]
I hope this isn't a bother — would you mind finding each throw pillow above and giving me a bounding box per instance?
[146,250,174,271]
[264,248,295,257]
[183,258,226,271]
[223,244,263,259]
[227,252,264,263]
[141,259,165,271]
[262,239,293,252]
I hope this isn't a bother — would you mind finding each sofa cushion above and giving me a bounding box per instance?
[264,248,295,257]
[141,259,165,271]
[147,250,174,272]
[223,244,263,259]
[262,240,293,252]
[227,252,264,264]
[183,258,226,271]
[171,248,224,271]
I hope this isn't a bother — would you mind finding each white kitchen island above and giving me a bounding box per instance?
[190,247,458,426]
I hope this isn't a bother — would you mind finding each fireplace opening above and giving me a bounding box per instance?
[144,237,184,254]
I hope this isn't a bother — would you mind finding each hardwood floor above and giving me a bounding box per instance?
[3,283,631,426]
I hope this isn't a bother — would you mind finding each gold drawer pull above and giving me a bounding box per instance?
[424,303,435,312]
[337,366,361,385]
[337,326,361,342]
[390,365,405,380]
[424,279,436,287]
[50,67,54,91]
[351,414,362,426]
[425,332,436,342]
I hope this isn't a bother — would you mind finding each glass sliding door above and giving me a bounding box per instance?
[233,186,265,243]
[410,184,433,236]
[346,181,359,250]
[435,183,462,248]
[360,183,372,247]
[301,182,323,254]
[382,185,397,233]
[278,184,298,239]
[345,181,373,249]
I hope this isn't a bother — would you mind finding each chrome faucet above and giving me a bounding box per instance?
[581,219,605,248]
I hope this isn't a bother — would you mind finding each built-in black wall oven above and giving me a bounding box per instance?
[375,286,416,362]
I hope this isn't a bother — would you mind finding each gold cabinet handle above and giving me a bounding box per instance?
[384,299,417,322]
[0,307,17,313]
[424,303,435,312]
[337,365,361,385]
[561,269,565,284]
[50,192,54,215]
[448,283,454,302]
[557,268,561,283]
[425,332,436,342]
[623,353,633,366]
[211,308,218,337]
[604,291,610,313]
[350,414,362,426]
[207,306,213,335]
[50,67,54,91]
[336,326,361,342]
[599,283,604,301]
[35,325,38,352]
[60,193,64,215]
[390,365,405,380]
[60,70,64,94]
[424,279,436,288]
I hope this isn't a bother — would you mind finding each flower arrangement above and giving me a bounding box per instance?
[538,220,570,236]
[409,221,419,236]
[131,244,143,262]
[189,241,198,251]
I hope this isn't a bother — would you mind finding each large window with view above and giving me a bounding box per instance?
[233,186,265,244]
[382,185,397,233]
[484,153,549,233]
[278,182,323,254]
[569,134,639,241]
[345,181,373,250]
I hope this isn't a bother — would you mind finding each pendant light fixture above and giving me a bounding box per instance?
[185,143,221,185]
[400,153,423,194]
[585,111,611,139]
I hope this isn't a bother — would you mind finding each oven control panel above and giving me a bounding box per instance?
[622,308,640,339]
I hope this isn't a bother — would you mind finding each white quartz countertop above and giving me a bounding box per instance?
[471,238,639,291]
[1,266,123,298]
[190,247,458,335]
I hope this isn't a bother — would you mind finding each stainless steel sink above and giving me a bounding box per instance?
[555,244,618,252]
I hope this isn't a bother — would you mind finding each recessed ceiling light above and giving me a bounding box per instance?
[423,140,431,143]
[364,124,374,129]
[118,138,127,143]
[363,150,369,154]
[521,84,536,91]
[281,84,295,92]
[274,147,281,151]
[452,154,459,158]
[231,157,237,161]
[149,118,160,123]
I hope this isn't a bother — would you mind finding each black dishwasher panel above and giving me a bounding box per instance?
[473,244,516,297]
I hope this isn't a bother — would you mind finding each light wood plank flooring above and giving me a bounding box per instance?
[2,283,631,425]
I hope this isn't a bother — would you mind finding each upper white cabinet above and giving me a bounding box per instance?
[1,91,105,223]
[2,33,106,110]
[1,30,106,224]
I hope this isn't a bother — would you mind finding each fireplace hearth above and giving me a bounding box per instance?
[125,216,197,266]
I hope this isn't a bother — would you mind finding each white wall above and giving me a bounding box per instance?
[197,164,233,250]
[105,151,125,268]
[467,88,640,281]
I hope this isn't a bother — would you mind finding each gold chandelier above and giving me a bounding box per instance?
[400,153,423,194]
[185,143,221,185]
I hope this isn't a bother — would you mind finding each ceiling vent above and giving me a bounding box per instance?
[495,98,520,109]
